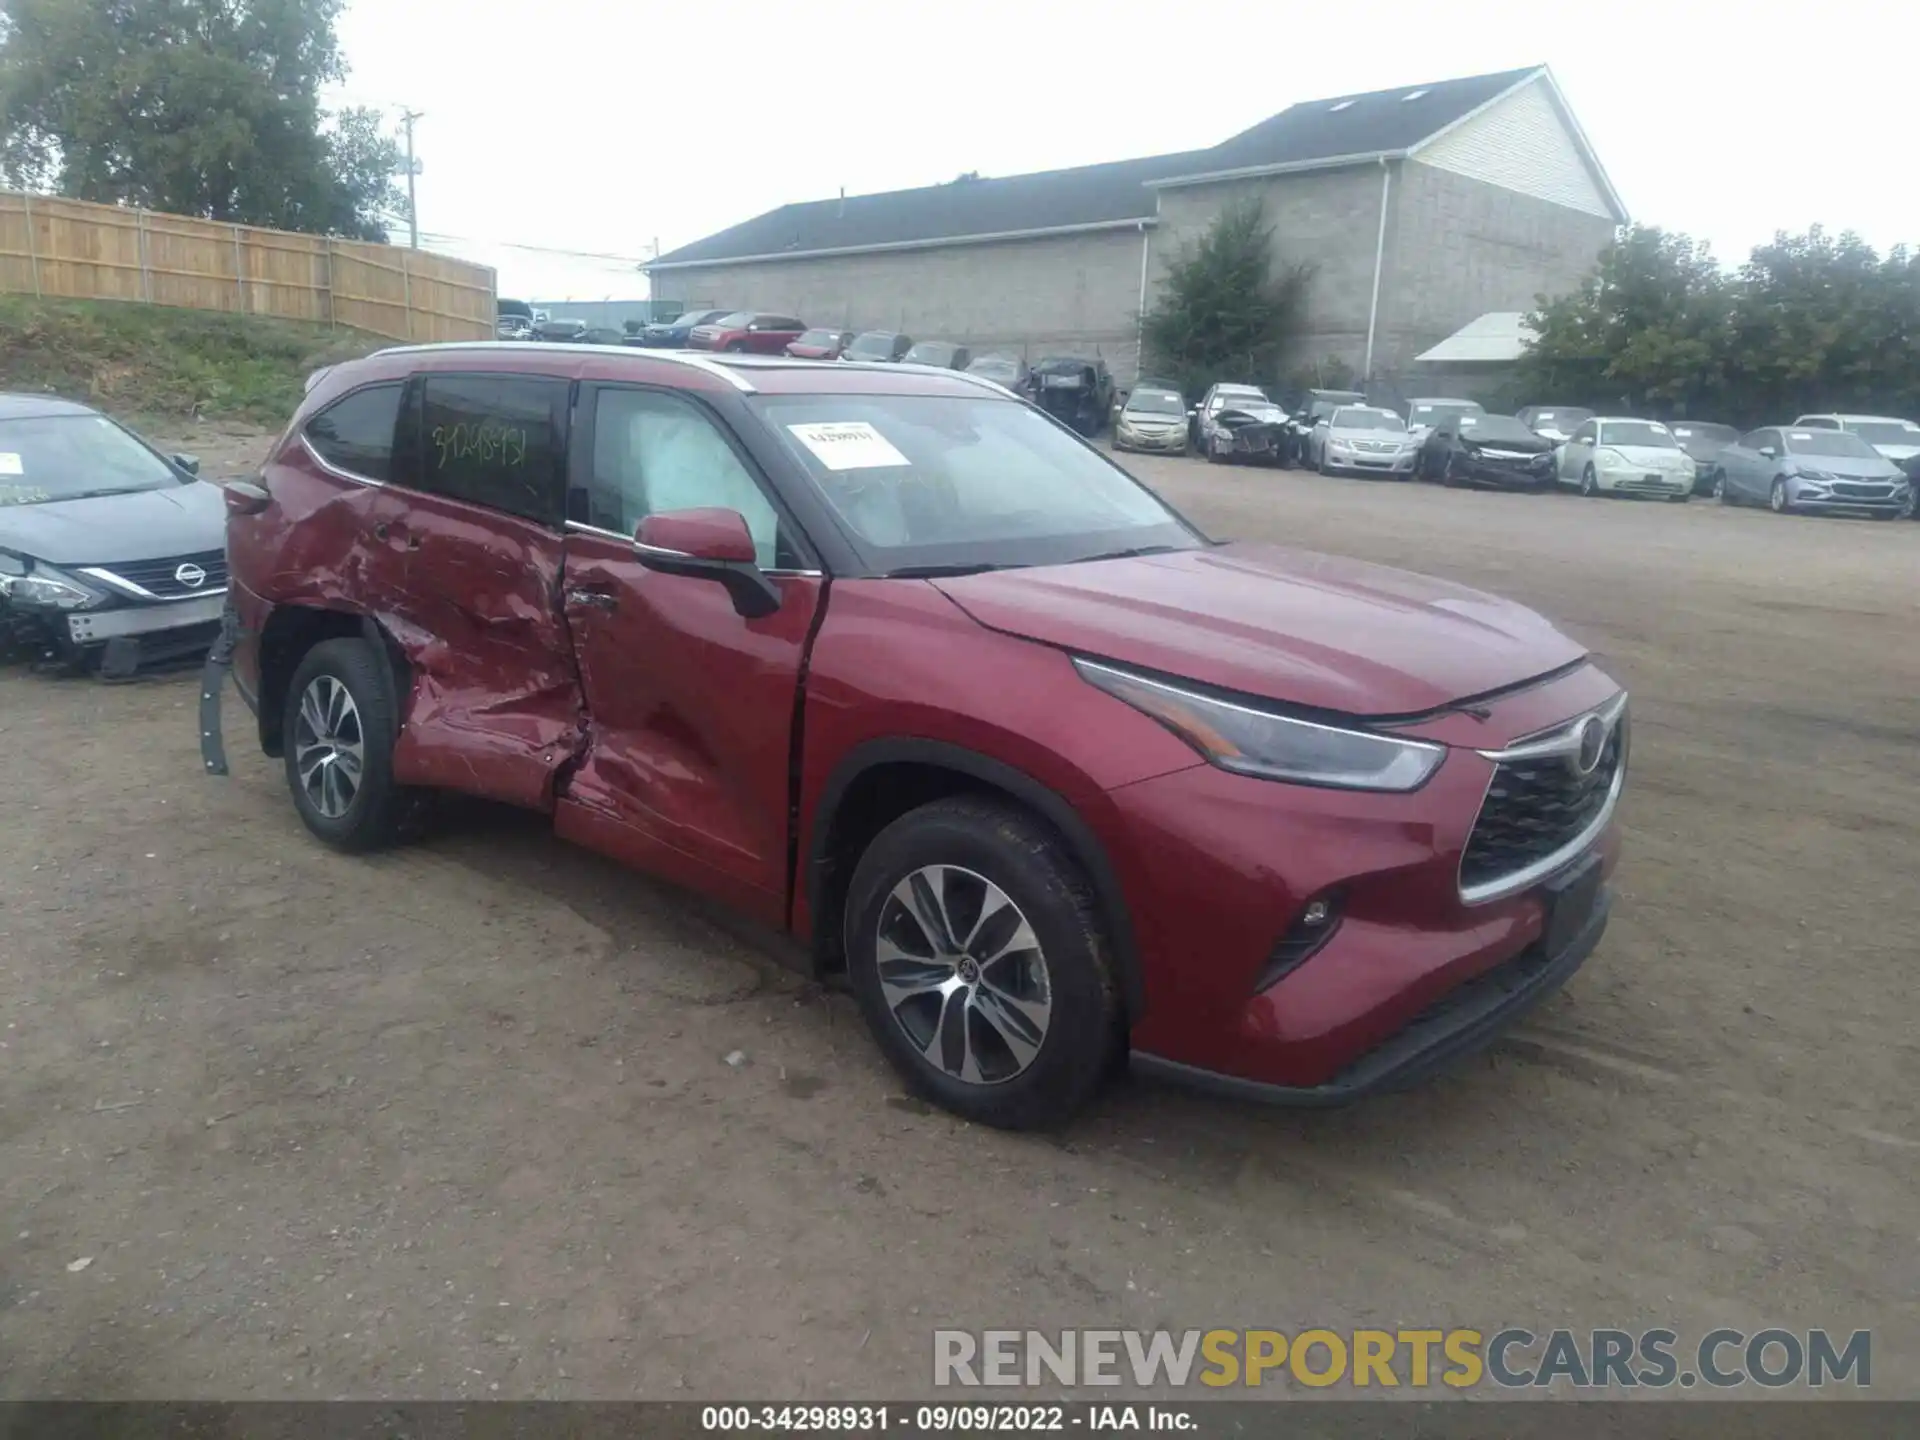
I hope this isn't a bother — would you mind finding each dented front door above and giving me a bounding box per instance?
[555,384,822,927]
[377,372,583,810]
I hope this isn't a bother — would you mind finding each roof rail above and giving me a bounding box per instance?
[368,340,757,393]
[827,358,1018,401]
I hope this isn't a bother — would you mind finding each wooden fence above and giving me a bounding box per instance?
[0,190,495,342]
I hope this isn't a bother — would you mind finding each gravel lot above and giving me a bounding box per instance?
[2,431,1916,1400]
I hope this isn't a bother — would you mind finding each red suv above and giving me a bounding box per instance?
[203,344,1628,1129]
[689,312,807,354]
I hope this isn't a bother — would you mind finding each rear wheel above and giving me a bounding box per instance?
[844,798,1120,1130]
[282,637,418,852]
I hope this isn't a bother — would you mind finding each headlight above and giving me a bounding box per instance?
[1329,439,1354,454]
[1075,659,1445,792]
[0,566,103,610]
[1794,468,1834,485]
[1594,448,1633,469]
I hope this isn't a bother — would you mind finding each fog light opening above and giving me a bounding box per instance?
[1255,890,1347,993]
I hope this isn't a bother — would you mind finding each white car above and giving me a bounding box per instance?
[1792,414,1920,471]
[1554,417,1695,500]
[1307,405,1419,477]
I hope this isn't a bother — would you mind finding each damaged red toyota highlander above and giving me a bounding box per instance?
[202,344,1627,1129]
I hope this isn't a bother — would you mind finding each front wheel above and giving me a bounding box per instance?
[1770,478,1793,514]
[844,798,1120,1130]
[282,637,417,852]
[1711,469,1732,503]
[1580,464,1601,497]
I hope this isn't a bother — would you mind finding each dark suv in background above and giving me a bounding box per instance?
[204,343,1628,1129]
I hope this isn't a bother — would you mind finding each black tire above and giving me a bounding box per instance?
[1316,449,1331,477]
[844,797,1120,1130]
[281,637,416,853]
[1439,452,1461,488]
[1711,469,1732,504]
[724,340,746,353]
[1668,492,1690,504]
[1770,478,1793,514]
[1580,464,1601,497]
[1206,438,1229,465]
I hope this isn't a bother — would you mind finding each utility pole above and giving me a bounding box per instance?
[399,108,425,249]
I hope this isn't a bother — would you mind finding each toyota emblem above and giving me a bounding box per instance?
[1571,714,1608,776]
[174,562,208,589]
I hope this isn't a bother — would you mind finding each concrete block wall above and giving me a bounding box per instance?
[651,227,1150,380]
[1374,162,1614,373]
[1148,166,1392,379]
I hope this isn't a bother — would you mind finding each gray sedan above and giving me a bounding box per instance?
[1708,426,1915,518]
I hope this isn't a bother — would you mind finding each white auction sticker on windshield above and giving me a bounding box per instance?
[787,422,909,471]
[0,453,22,476]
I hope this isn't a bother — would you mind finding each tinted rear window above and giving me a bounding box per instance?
[411,374,570,524]
[305,384,402,480]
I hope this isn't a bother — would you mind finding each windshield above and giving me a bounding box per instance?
[1520,407,1591,431]
[1124,389,1185,416]
[905,343,958,366]
[1599,421,1679,449]
[755,395,1201,575]
[1409,401,1483,426]
[0,414,184,506]
[708,312,752,328]
[966,355,1021,382]
[1215,388,1270,410]
[1330,407,1404,432]
[795,330,839,347]
[848,333,898,358]
[1668,422,1737,457]
[1846,419,1920,447]
[1457,415,1537,443]
[1786,430,1882,459]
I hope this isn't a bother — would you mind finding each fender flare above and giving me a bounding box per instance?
[808,738,1146,1019]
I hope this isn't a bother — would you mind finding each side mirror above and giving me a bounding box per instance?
[634,508,780,619]
[172,452,201,476]
[1758,446,1779,460]
[222,479,272,515]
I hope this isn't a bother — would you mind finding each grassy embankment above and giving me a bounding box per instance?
[0,295,381,426]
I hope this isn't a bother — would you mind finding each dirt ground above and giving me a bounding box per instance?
[2,426,1916,1401]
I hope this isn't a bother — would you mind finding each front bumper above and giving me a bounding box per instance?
[1596,467,1692,496]
[1451,456,1554,489]
[1134,887,1610,1104]
[1110,663,1625,1097]
[4,590,224,674]
[1114,426,1187,453]
[1325,449,1417,476]
[1787,483,1911,515]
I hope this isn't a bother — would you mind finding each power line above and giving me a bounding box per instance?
[398,108,424,250]
[415,230,660,267]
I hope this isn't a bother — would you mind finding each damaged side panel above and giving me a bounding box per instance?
[235,438,584,812]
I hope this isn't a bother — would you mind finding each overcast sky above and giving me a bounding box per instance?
[332,0,1913,301]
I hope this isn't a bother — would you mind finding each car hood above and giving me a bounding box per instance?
[1605,445,1690,467]
[1865,442,1920,463]
[1798,455,1903,480]
[932,542,1587,717]
[1458,432,1552,454]
[1328,426,1413,445]
[0,482,227,566]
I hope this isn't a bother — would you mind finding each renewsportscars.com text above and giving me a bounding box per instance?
[933,1327,1871,1390]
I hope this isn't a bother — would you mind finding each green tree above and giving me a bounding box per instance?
[0,0,402,240]
[1515,224,1731,417]
[1141,197,1311,398]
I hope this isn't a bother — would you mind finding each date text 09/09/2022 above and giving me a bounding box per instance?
[701,1405,1195,1432]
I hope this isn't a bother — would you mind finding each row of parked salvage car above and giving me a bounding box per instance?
[1112,383,1920,520]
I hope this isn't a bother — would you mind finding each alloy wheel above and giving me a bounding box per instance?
[1771,479,1790,513]
[873,864,1053,1086]
[293,675,366,820]
[1581,465,1599,497]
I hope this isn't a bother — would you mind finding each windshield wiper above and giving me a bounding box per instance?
[44,487,156,502]
[1076,544,1185,563]
[882,562,1007,579]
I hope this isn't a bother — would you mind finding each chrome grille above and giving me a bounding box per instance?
[1460,700,1628,902]
[86,549,228,599]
